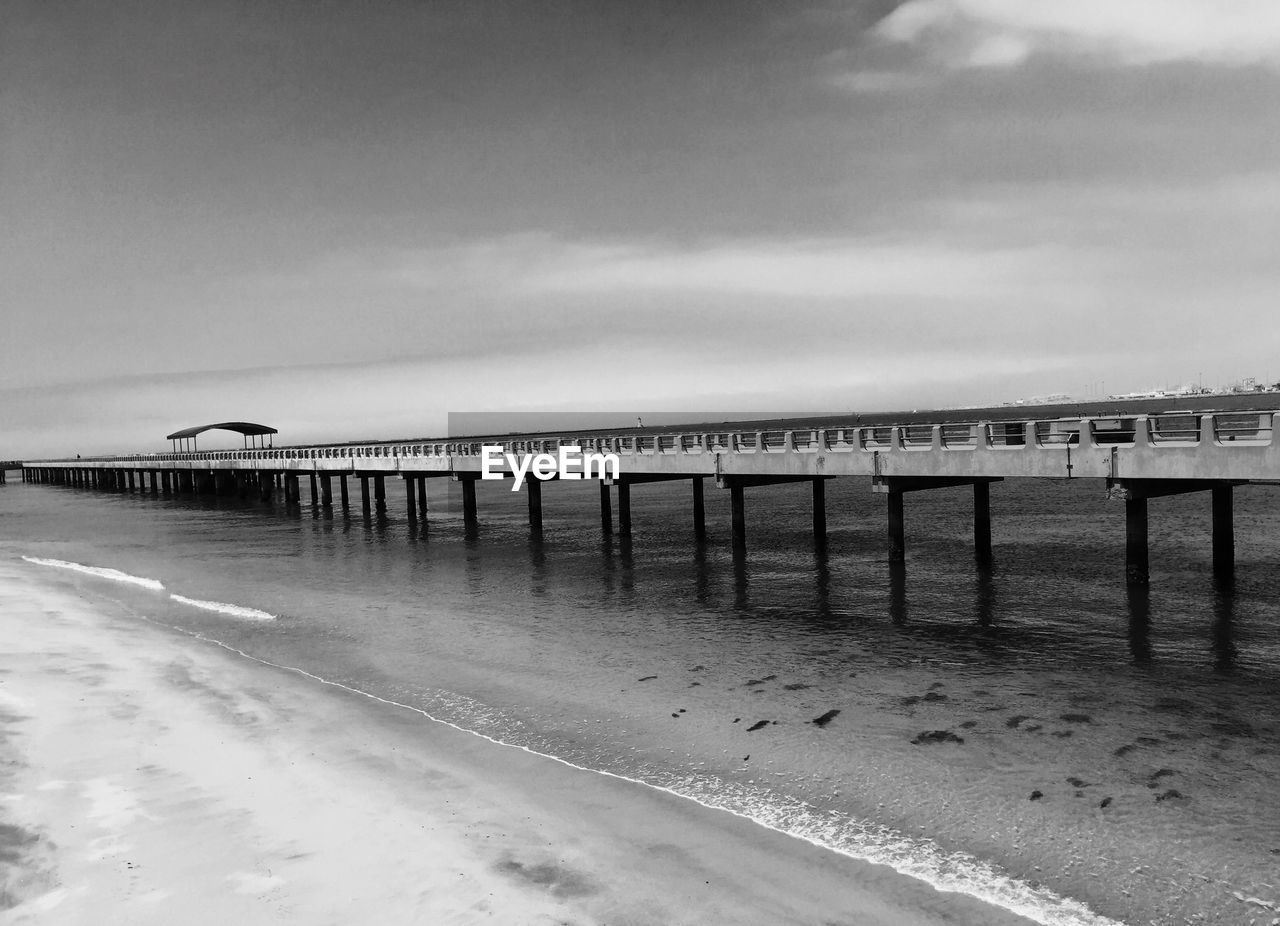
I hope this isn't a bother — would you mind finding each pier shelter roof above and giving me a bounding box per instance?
[165,422,277,451]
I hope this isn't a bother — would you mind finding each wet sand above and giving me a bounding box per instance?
[0,560,1036,925]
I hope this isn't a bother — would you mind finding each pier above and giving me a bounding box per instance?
[14,401,1280,588]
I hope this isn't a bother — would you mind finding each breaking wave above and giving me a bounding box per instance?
[169,594,276,621]
[21,556,165,591]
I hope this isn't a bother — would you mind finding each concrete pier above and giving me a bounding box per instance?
[360,476,371,517]
[19,403,1280,596]
[340,474,349,512]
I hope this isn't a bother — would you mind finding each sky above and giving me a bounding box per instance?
[3,0,1280,455]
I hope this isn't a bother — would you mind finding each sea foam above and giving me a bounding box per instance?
[169,594,276,621]
[21,556,165,591]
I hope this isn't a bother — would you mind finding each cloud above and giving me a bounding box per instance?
[0,341,1075,458]
[383,233,1056,302]
[873,0,1280,68]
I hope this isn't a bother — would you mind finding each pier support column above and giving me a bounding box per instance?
[259,472,274,502]
[360,476,371,516]
[730,483,746,551]
[461,477,478,526]
[1108,478,1245,586]
[373,475,386,514]
[339,475,349,512]
[1212,486,1234,579]
[692,478,706,541]
[1125,497,1149,586]
[284,474,300,504]
[974,481,992,569]
[527,477,543,533]
[811,478,826,545]
[150,471,159,495]
[599,481,612,535]
[887,490,905,563]
[405,476,417,522]
[309,473,318,505]
[617,481,632,536]
[416,478,427,526]
[319,474,332,508]
[126,470,135,492]
[872,476,1002,566]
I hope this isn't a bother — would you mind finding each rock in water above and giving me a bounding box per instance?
[911,730,964,745]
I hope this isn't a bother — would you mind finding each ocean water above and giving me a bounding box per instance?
[3,474,1279,926]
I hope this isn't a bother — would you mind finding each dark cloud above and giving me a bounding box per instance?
[3,2,1280,452]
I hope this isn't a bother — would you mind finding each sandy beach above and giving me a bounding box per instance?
[0,560,1033,926]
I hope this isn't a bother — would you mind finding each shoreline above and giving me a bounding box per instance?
[0,561,1036,926]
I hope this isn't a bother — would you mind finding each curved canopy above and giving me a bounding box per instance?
[166,422,277,441]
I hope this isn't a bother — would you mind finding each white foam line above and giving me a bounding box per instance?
[142,615,1125,926]
[169,595,276,622]
[21,556,165,591]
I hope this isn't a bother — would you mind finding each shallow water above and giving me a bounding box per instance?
[3,475,1279,925]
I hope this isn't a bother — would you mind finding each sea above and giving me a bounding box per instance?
[2,473,1278,926]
